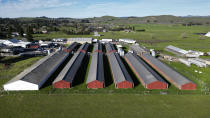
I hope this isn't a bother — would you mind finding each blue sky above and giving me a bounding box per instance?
[0,0,210,18]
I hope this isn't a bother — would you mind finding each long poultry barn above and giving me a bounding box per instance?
[130,44,147,55]
[140,53,196,90]
[124,53,168,89]
[3,42,78,91]
[86,43,105,89]
[106,43,134,88]
[53,43,89,88]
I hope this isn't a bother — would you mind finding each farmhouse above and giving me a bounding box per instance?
[93,32,101,37]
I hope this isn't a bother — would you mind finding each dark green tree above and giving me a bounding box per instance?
[26,26,33,42]
[8,26,12,38]
[132,26,135,31]
[19,27,24,37]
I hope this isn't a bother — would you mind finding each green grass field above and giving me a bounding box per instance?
[1,24,210,117]
[1,94,210,118]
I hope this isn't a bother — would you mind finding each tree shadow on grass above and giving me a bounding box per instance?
[0,56,33,64]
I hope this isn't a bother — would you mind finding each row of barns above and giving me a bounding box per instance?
[131,44,196,90]
[3,43,196,91]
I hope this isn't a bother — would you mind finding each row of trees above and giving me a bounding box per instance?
[111,26,135,31]
[1,25,34,41]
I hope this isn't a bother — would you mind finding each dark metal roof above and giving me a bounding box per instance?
[107,52,133,84]
[9,39,20,43]
[105,43,116,52]
[62,52,86,82]
[67,42,78,50]
[20,43,78,87]
[97,53,104,81]
[53,43,89,83]
[86,52,104,83]
[93,43,103,53]
[78,42,89,52]
[141,53,194,87]
[125,53,167,85]
[130,44,147,54]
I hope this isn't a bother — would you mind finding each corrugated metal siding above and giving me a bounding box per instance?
[117,81,133,88]
[141,53,196,90]
[87,80,104,88]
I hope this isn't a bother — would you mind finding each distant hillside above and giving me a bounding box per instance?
[86,15,210,25]
[1,15,210,25]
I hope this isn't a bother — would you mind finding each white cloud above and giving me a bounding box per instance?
[0,0,210,18]
[0,0,76,10]
[0,0,77,17]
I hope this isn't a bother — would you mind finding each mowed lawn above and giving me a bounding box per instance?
[1,94,210,118]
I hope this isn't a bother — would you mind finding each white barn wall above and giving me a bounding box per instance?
[3,80,39,91]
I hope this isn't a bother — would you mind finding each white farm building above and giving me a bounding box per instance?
[100,39,113,43]
[165,45,188,56]
[3,53,52,90]
[119,39,136,44]
[3,43,78,91]
[67,38,92,44]
[0,39,30,48]
[205,32,210,37]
